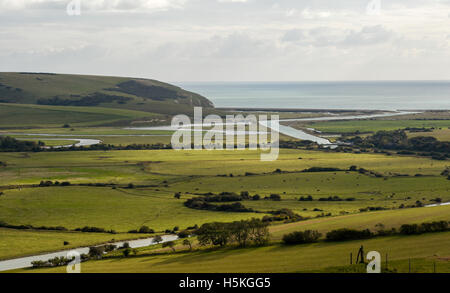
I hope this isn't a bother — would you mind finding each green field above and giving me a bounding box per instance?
[0,186,260,232]
[305,119,450,134]
[19,231,450,273]
[0,147,449,270]
[408,128,450,142]
[0,79,449,274]
[0,228,150,260]
[0,73,213,116]
[0,103,158,128]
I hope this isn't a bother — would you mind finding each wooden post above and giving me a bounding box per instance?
[409,258,411,273]
[386,253,388,271]
[350,252,352,265]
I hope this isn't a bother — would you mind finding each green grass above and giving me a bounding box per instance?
[1,127,174,136]
[307,119,450,134]
[0,149,448,231]
[408,128,450,141]
[20,231,450,273]
[0,72,213,115]
[269,205,450,240]
[303,257,450,273]
[16,139,80,147]
[0,228,147,260]
[0,148,449,268]
[0,186,260,232]
[0,103,158,128]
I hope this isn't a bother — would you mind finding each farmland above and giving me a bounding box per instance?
[0,74,449,273]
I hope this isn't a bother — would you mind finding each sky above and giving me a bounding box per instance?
[0,0,449,82]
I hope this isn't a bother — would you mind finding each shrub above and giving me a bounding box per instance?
[282,230,322,245]
[400,221,449,235]
[240,191,250,199]
[138,225,154,234]
[177,230,190,238]
[122,248,131,257]
[302,167,342,172]
[162,241,176,252]
[75,226,107,233]
[326,228,374,242]
[153,235,163,244]
[269,194,281,201]
[349,165,358,171]
[183,239,192,250]
[196,219,269,248]
[299,195,313,201]
[318,196,343,201]
[88,246,105,258]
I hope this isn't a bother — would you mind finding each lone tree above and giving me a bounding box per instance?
[122,248,131,257]
[174,192,181,199]
[162,241,176,252]
[152,235,163,244]
[183,239,192,250]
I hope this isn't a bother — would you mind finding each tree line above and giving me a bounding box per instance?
[196,219,270,248]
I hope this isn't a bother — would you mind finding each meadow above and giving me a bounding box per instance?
[0,147,449,269]
[304,119,450,134]
[0,103,159,128]
[1,105,449,273]
[19,231,450,273]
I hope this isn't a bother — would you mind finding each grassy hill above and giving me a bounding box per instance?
[0,72,214,116]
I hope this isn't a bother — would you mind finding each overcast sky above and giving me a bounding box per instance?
[0,0,449,81]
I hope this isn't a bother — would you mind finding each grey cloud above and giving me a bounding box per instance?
[0,0,449,81]
[342,25,394,46]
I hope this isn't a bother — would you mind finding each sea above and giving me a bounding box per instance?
[175,81,450,110]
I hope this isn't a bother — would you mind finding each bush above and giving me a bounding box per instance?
[400,221,449,235]
[162,241,176,252]
[299,195,313,201]
[269,194,281,201]
[196,219,269,248]
[88,246,105,258]
[177,230,190,238]
[122,248,131,257]
[240,191,250,199]
[326,228,374,242]
[75,226,110,233]
[138,225,154,234]
[302,167,342,172]
[282,230,322,245]
[153,235,163,244]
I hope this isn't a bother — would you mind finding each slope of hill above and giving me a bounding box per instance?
[0,72,214,115]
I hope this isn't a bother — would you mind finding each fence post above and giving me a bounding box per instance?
[350,252,352,265]
[386,253,388,271]
[408,258,411,273]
